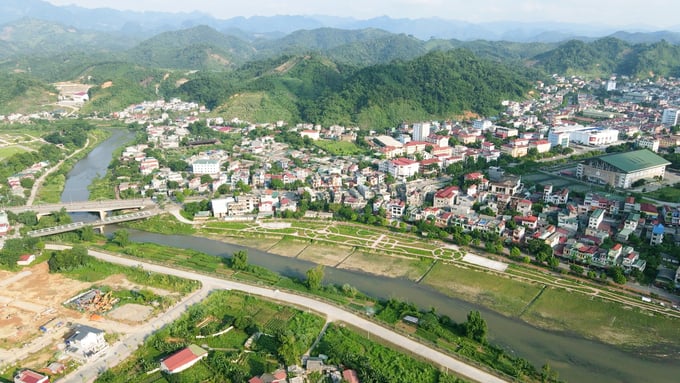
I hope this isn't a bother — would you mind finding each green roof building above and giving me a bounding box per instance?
[576,149,670,189]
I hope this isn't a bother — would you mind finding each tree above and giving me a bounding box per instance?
[79,226,95,242]
[200,174,213,185]
[231,250,248,270]
[111,229,129,247]
[510,247,521,259]
[465,310,488,344]
[306,264,325,290]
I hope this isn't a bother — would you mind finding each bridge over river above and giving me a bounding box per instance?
[26,209,162,237]
[5,198,155,219]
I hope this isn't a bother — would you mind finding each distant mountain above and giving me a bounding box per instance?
[1,0,679,43]
[608,30,680,45]
[0,18,138,58]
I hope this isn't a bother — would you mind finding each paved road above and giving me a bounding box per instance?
[46,245,506,383]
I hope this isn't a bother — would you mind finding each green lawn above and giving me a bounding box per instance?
[313,140,366,156]
[0,146,28,160]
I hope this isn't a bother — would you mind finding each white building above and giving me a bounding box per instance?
[379,158,420,179]
[65,325,107,359]
[637,137,660,152]
[412,122,431,142]
[549,125,618,146]
[473,119,493,131]
[588,209,605,229]
[548,130,570,148]
[662,108,680,127]
[192,159,220,175]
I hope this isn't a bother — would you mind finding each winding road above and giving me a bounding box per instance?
[45,244,507,383]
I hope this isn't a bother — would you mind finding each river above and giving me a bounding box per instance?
[62,130,680,383]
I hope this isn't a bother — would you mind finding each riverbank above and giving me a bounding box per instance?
[140,217,680,355]
[33,129,111,204]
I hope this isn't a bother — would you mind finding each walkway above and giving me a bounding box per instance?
[44,245,507,383]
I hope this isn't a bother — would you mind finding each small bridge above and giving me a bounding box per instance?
[6,199,155,219]
[26,210,161,237]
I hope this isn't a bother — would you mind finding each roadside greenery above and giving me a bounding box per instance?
[95,290,324,383]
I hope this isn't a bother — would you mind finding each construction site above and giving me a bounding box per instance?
[0,262,172,376]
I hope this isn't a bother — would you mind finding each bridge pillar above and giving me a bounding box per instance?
[99,210,107,220]
[95,226,105,234]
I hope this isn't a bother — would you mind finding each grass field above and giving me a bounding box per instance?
[423,262,543,316]
[645,186,680,203]
[340,252,433,280]
[0,146,28,160]
[313,139,366,156]
[523,287,680,348]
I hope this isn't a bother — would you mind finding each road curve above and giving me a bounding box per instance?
[46,244,507,383]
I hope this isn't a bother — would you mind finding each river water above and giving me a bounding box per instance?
[62,130,680,383]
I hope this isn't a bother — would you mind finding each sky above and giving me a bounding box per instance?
[44,0,679,29]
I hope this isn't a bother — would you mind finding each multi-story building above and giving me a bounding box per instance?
[433,186,460,208]
[412,122,431,142]
[191,159,220,175]
[661,108,680,127]
[548,130,570,148]
[637,137,660,152]
[588,209,605,229]
[379,158,420,179]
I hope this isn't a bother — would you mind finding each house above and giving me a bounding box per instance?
[588,209,605,229]
[433,186,459,208]
[192,159,221,175]
[0,210,10,236]
[160,344,209,374]
[650,223,665,245]
[14,370,49,383]
[516,199,533,216]
[65,324,107,359]
[17,254,36,266]
[342,369,361,383]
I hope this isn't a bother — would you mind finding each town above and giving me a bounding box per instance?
[4,72,680,383]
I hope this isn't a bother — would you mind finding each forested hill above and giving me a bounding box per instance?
[532,37,680,78]
[304,49,533,127]
[176,50,533,128]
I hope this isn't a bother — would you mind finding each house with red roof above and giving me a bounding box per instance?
[433,186,459,208]
[14,370,48,383]
[160,345,208,374]
[342,369,361,383]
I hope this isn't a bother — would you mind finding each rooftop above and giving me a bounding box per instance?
[595,150,670,173]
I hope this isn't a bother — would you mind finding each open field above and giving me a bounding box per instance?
[522,171,595,193]
[340,251,433,280]
[423,262,544,316]
[266,236,310,257]
[523,287,680,348]
[0,146,28,159]
[298,243,354,265]
[107,304,153,323]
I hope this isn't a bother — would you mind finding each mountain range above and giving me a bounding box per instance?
[3,0,680,43]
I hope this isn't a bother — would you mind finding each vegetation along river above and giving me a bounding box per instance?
[64,130,680,383]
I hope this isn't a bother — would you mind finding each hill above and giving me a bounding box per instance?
[531,37,680,78]
[0,72,57,115]
[176,50,532,128]
[304,49,532,127]
[126,25,254,70]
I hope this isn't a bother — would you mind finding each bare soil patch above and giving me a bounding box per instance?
[339,252,427,280]
[108,304,153,323]
[297,244,353,266]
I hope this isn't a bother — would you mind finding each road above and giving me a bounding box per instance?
[45,245,507,383]
[26,138,90,207]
